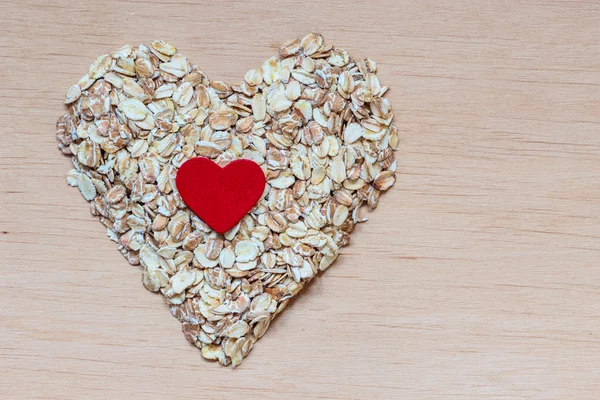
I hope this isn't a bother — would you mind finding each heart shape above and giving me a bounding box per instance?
[56,33,398,367]
[176,158,266,234]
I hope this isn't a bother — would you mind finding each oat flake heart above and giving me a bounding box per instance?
[56,33,398,367]
[176,157,266,234]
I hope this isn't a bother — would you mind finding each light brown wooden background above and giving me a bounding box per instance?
[1,1,599,399]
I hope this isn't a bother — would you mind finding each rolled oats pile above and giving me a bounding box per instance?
[56,33,398,366]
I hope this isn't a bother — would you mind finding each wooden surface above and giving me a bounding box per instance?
[1,1,599,399]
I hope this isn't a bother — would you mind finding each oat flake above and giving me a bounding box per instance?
[56,33,398,367]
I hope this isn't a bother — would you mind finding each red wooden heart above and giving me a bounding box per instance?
[175,157,266,234]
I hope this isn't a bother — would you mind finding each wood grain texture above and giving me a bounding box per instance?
[1,1,599,399]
